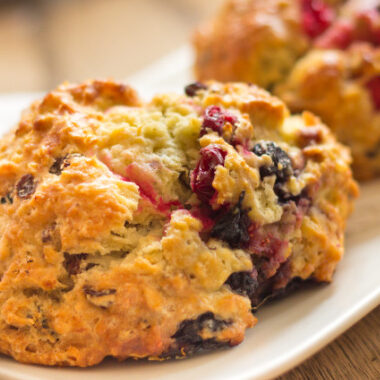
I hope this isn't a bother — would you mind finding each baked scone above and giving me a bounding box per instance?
[193,0,380,180]
[276,43,380,180]
[0,79,357,366]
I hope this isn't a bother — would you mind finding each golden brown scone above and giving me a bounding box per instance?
[276,44,380,180]
[193,0,310,88]
[0,79,357,367]
[193,0,380,180]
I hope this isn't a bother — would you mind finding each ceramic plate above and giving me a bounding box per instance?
[0,47,379,379]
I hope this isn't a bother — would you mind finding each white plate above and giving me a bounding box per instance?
[0,47,379,380]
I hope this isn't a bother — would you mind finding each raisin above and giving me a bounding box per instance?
[191,145,227,203]
[16,174,37,199]
[301,0,335,39]
[83,286,116,297]
[211,192,251,248]
[49,156,70,175]
[0,193,13,205]
[225,271,258,299]
[184,82,207,97]
[200,105,237,137]
[63,253,88,275]
[253,141,293,182]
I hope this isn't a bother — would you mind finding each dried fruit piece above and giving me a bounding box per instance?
[49,156,70,175]
[16,174,37,199]
[211,192,251,248]
[184,82,208,97]
[167,312,231,357]
[63,253,88,275]
[191,145,227,203]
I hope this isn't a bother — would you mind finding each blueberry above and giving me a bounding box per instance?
[252,141,293,182]
[211,192,251,248]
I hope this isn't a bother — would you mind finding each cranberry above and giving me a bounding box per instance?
[184,82,208,97]
[200,106,237,136]
[191,145,227,203]
[315,20,354,49]
[301,0,335,39]
[366,76,380,111]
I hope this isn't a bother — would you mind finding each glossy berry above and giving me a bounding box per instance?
[184,82,208,97]
[191,145,227,203]
[211,192,251,248]
[200,105,237,136]
[252,141,293,183]
[301,0,335,39]
[366,76,380,111]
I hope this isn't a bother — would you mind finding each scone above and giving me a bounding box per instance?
[193,0,380,180]
[0,79,358,367]
[276,43,380,180]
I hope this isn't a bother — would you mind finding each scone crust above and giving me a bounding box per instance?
[0,80,357,366]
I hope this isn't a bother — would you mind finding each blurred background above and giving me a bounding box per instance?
[0,0,223,93]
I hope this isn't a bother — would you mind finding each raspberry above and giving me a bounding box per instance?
[200,105,237,136]
[191,145,227,203]
[301,0,335,39]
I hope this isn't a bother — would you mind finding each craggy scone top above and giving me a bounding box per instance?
[194,0,380,180]
[0,80,357,366]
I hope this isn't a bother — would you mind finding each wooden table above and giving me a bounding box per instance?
[0,0,379,378]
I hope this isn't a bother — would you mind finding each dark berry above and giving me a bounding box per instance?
[252,141,293,183]
[83,286,116,297]
[49,156,70,175]
[225,271,258,299]
[184,82,207,97]
[211,192,251,248]
[167,312,231,357]
[301,0,335,39]
[63,253,88,275]
[366,76,380,111]
[191,145,227,203]
[200,105,237,136]
[16,174,37,199]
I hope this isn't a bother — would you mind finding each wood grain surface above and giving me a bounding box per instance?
[0,1,379,378]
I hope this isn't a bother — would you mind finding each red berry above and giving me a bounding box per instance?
[200,105,237,136]
[366,76,380,111]
[301,0,335,39]
[315,20,354,49]
[355,10,380,46]
[191,145,227,203]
